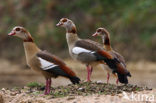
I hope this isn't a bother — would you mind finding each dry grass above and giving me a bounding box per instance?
[128,61,156,72]
[64,59,156,72]
[1,59,155,75]
[0,59,156,88]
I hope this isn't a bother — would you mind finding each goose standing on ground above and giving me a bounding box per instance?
[92,27,130,84]
[8,26,80,95]
[56,18,131,84]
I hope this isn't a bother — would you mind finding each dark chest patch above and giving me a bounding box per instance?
[104,37,110,45]
[68,27,77,34]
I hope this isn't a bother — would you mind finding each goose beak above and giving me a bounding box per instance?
[8,31,16,36]
[92,33,98,37]
[56,22,63,26]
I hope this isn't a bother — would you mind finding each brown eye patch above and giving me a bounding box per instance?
[62,18,67,22]
[97,29,102,32]
[15,27,20,31]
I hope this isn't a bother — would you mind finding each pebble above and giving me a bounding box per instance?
[1,88,5,91]
[10,92,17,96]
[96,80,103,84]
[94,97,99,100]
[78,88,84,91]
[67,96,75,100]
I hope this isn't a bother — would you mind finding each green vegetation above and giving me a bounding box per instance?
[14,81,152,98]
[27,82,41,88]
[0,0,155,61]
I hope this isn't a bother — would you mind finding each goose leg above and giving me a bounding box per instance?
[87,65,90,81]
[90,66,93,79]
[86,65,92,82]
[113,73,119,85]
[107,72,110,84]
[44,79,48,95]
[116,78,119,85]
[47,79,51,94]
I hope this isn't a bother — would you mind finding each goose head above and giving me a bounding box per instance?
[92,27,109,37]
[8,26,33,42]
[56,18,76,33]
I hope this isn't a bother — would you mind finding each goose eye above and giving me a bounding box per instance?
[62,19,67,22]
[97,29,101,32]
[15,28,20,31]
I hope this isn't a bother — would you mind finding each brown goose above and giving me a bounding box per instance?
[56,18,131,84]
[8,26,80,95]
[92,27,131,84]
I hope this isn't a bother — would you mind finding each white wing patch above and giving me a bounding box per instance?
[120,62,126,68]
[38,57,58,70]
[72,47,95,55]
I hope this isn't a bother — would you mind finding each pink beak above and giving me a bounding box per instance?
[92,33,98,37]
[8,31,16,36]
[56,22,63,26]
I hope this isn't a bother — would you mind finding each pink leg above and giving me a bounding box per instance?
[116,78,119,85]
[44,79,48,95]
[47,79,51,94]
[107,73,110,84]
[90,67,93,78]
[86,65,92,82]
[87,66,90,81]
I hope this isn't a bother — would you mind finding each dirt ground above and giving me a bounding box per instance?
[0,59,156,103]
[0,88,156,103]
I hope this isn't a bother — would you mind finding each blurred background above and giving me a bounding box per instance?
[0,0,155,88]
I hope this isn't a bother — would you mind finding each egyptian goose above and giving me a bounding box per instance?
[56,18,131,84]
[92,27,131,84]
[8,26,80,95]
